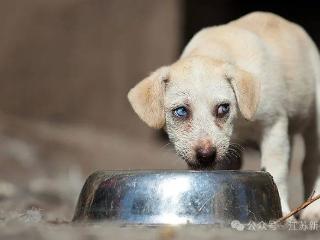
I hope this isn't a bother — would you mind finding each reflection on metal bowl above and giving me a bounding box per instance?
[72,170,282,225]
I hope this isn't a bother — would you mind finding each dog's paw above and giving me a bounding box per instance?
[300,200,320,221]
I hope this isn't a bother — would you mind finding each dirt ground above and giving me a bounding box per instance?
[0,113,319,239]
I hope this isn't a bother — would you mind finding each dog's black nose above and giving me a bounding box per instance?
[195,145,216,166]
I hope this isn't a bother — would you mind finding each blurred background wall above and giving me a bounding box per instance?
[0,0,182,139]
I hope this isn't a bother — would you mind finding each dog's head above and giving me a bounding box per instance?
[128,56,260,169]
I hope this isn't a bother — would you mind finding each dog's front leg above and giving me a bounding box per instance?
[260,116,291,216]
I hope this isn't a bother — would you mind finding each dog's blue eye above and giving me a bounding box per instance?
[173,107,189,118]
[216,103,230,118]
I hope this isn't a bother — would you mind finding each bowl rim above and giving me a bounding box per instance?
[93,169,267,174]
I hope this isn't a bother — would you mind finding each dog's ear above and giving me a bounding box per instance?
[225,64,260,120]
[128,66,169,129]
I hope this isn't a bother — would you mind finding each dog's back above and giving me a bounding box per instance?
[182,12,319,125]
[233,12,320,130]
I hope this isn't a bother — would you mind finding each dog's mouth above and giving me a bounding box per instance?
[181,150,220,170]
[179,144,243,170]
[185,159,217,170]
[185,153,242,170]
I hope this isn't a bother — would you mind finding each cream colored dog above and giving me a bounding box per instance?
[128,12,320,219]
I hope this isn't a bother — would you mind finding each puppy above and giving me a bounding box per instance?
[128,12,320,219]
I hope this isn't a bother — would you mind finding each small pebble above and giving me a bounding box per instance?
[159,226,176,240]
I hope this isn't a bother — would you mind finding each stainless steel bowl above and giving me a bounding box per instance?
[73,170,282,225]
